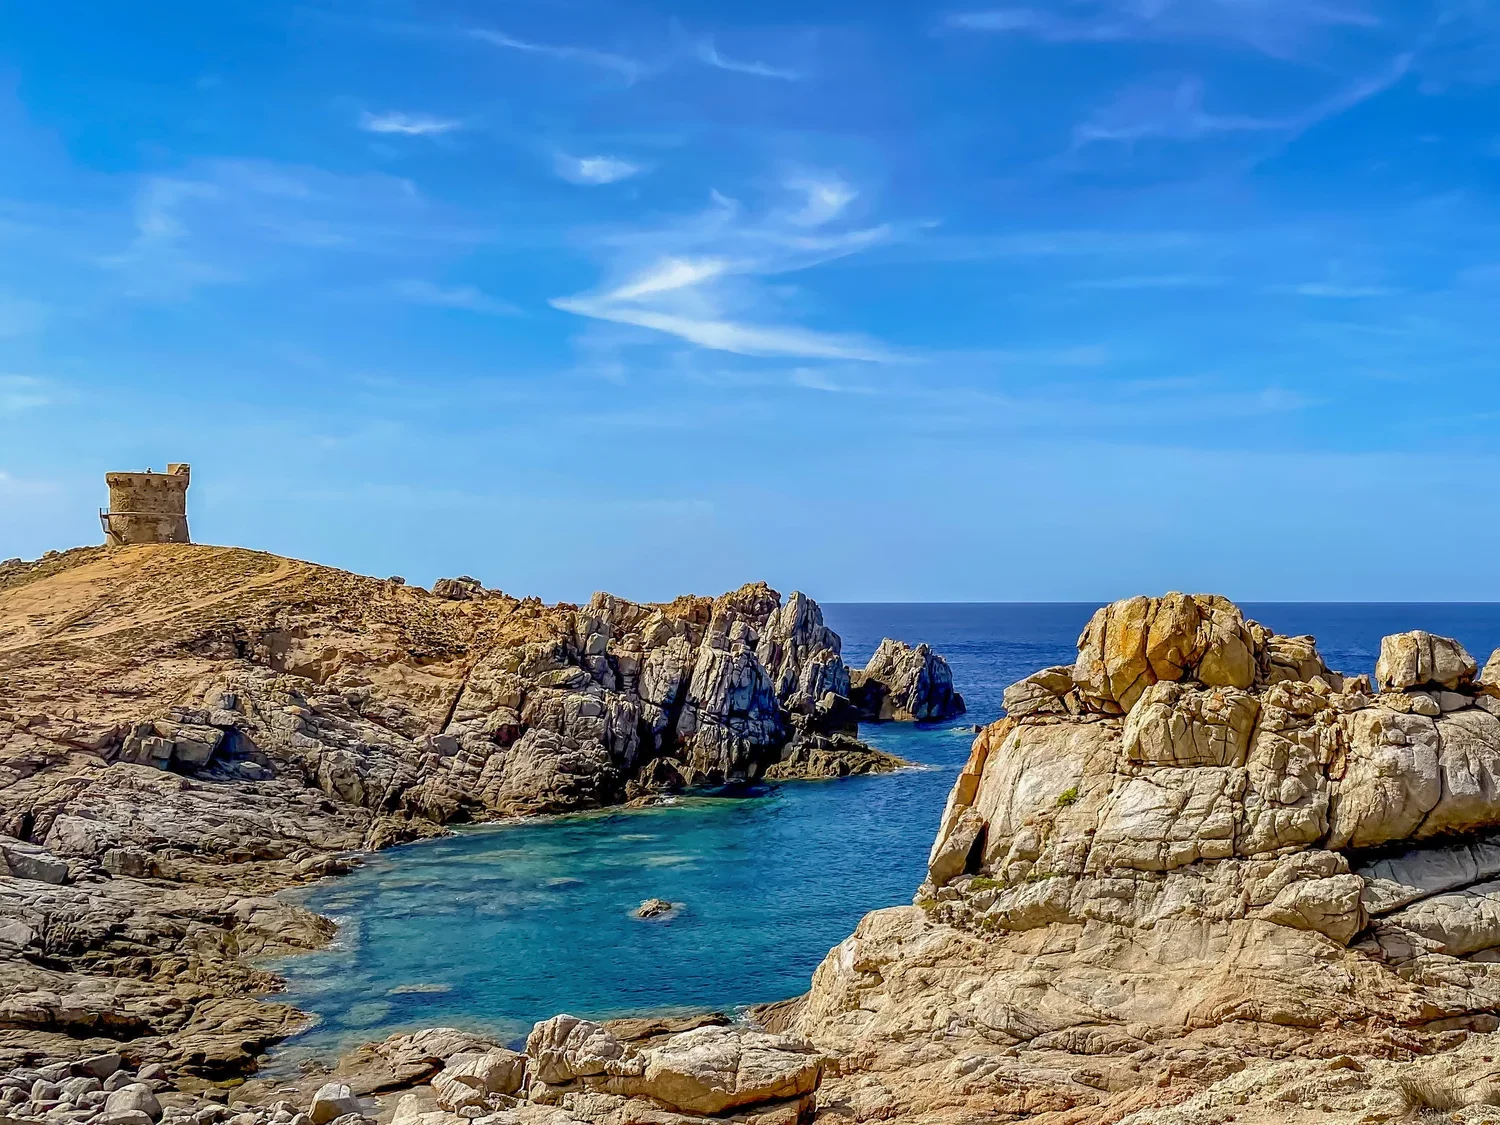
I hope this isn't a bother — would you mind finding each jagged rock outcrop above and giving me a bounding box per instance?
[849,639,964,723]
[0,545,906,829]
[795,595,1500,1124]
[0,544,954,1072]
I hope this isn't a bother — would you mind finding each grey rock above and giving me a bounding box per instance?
[99,1112,157,1125]
[79,1056,122,1080]
[1,836,70,887]
[432,577,485,601]
[102,1084,161,1122]
[57,1078,100,1102]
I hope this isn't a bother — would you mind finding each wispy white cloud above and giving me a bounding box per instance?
[0,374,55,413]
[787,177,857,226]
[1072,53,1410,152]
[389,279,521,315]
[550,298,901,361]
[555,154,642,185]
[469,29,646,82]
[469,25,806,86]
[1073,77,1282,146]
[789,367,878,393]
[693,38,802,81]
[1071,273,1228,289]
[606,258,729,301]
[0,294,48,337]
[551,175,904,362]
[0,469,60,499]
[100,160,486,299]
[900,228,1202,262]
[359,111,463,136]
[1271,282,1397,297]
[944,0,1386,60]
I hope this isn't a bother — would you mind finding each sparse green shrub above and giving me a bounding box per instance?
[1056,785,1080,808]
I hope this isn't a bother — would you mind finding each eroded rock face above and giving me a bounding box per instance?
[797,594,1500,1124]
[0,545,957,1073]
[850,639,964,723]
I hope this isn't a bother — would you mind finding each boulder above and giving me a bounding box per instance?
[1477,648,1500,698]
[100,1112,157,1125]
[431,576,484,601]
[102,1084,161,1123]
[525,1015,640,1086]
[636,1026,822,1114]
[634,898,676,919]
[436,1048,526,1099]
[0,836,70,884]
[308,1083,361,1125]
[80,1053,123,1079]
[1375,630,1478,692]
[1074,593,1257,712]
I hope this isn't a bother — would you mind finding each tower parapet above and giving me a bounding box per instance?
[101,464,191,546]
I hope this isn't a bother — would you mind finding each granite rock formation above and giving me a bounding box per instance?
[0,544,922,1072]
[0,1015,826,1125]
[795,594,1500,1124]
[850,639,964,723]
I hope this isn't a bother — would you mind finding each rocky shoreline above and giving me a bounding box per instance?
[0,544,959,1086]
[14,561,1500,1124]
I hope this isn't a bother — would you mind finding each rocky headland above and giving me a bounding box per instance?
[11,568,1500,1125]
[791,594,1500,1124]
[0,543,953,1084]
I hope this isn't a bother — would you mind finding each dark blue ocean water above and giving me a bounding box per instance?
[267,603,1500,1064]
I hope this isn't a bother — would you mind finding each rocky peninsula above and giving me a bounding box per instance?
[0,543,954,1078]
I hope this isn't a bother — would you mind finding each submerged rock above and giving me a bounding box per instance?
[633,898,676,919]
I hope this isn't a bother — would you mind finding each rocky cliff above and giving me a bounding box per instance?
[0,544,915,1074]
[795,594,1500,1125]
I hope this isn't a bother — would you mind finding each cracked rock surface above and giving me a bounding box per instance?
[792,593,1500,1125]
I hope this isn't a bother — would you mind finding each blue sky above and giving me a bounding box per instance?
[2,0,1499,602]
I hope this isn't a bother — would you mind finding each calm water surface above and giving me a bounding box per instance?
[267,602,1500,1063]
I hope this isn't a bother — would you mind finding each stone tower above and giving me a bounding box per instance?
[100,464,192,546]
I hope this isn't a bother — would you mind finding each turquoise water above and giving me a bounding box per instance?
[268,602,1500,1062]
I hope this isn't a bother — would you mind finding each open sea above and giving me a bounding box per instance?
[265,602,1500,1065]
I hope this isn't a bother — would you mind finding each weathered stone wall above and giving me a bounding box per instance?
[102,464,191,546]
